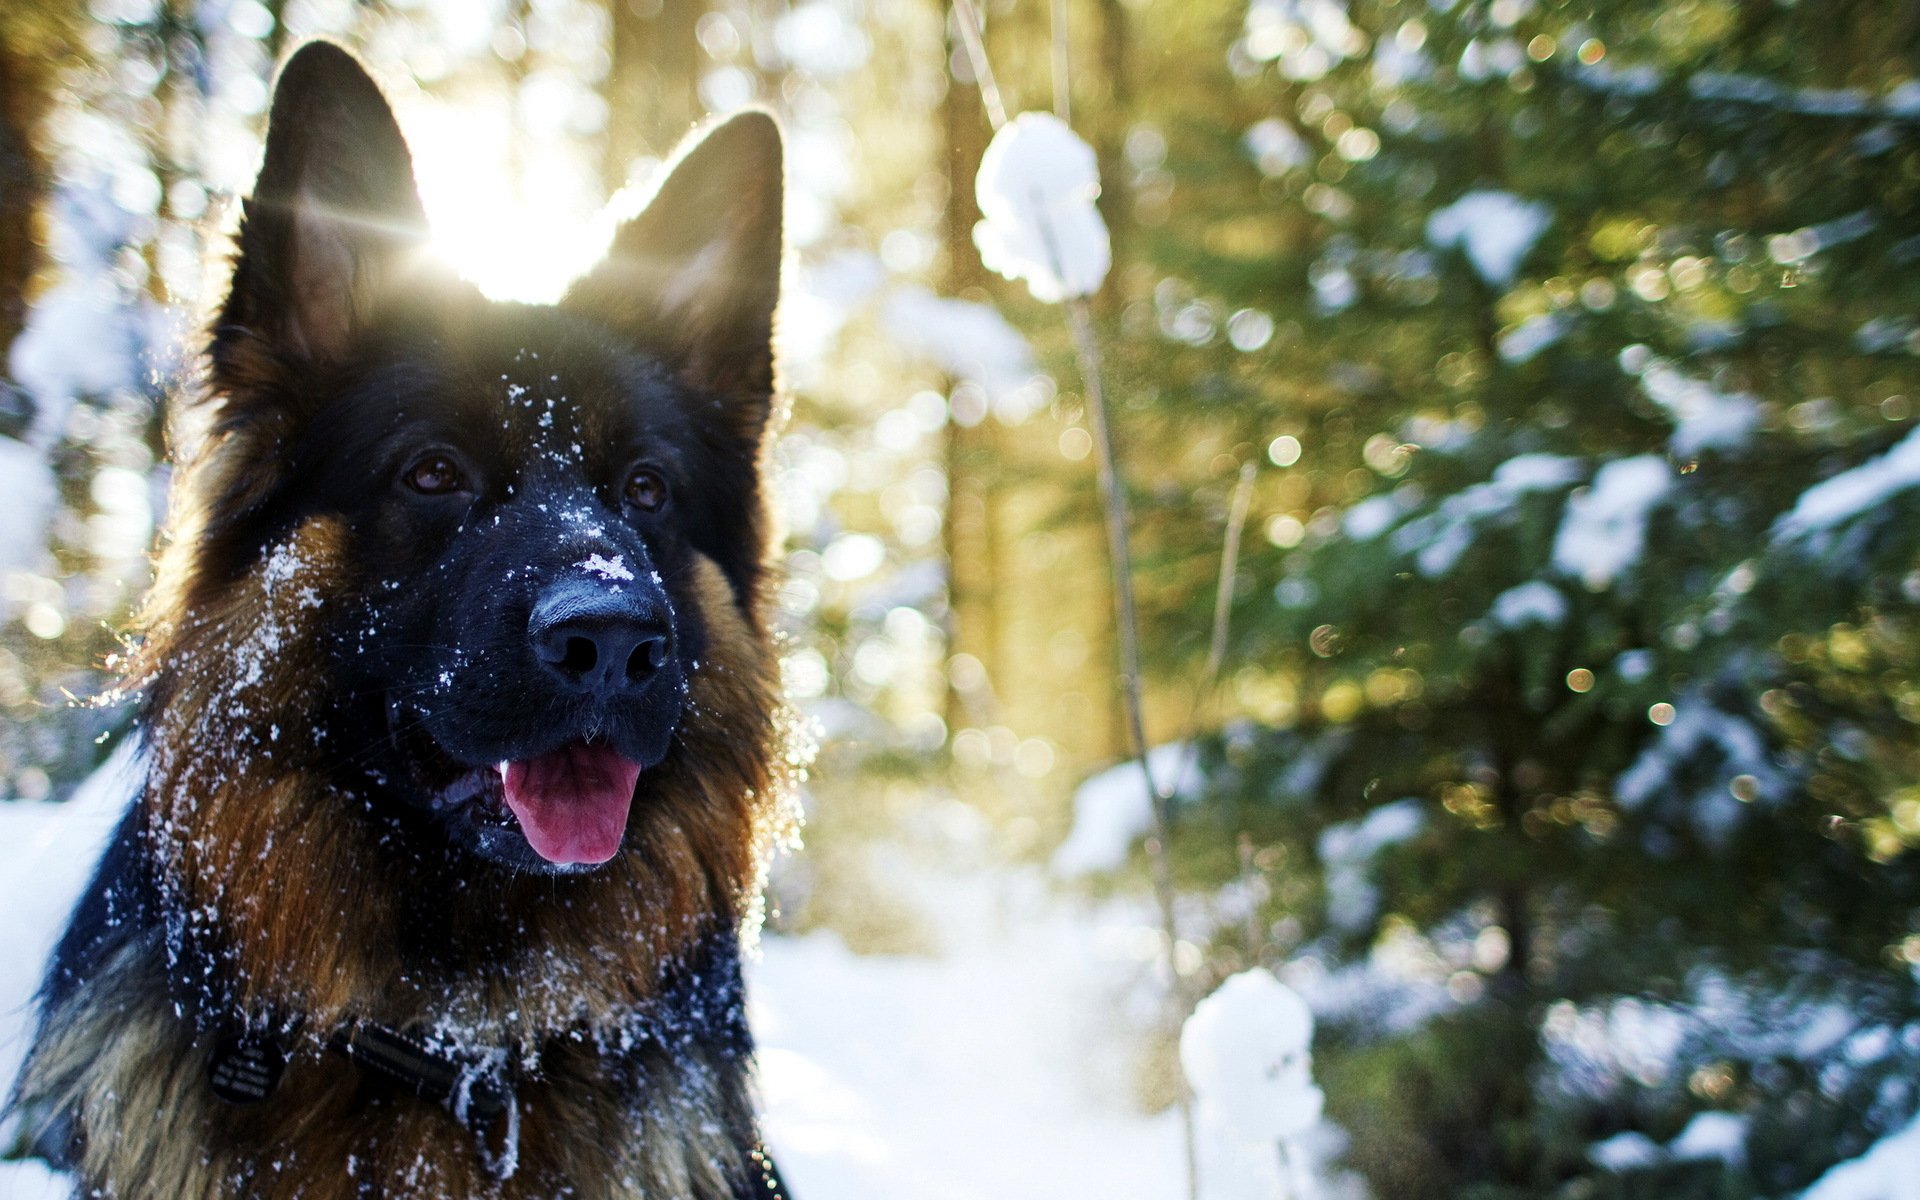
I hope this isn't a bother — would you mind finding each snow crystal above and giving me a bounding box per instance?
[1576,60,1663,96]
[1772,425,1920,547]
[1372,33,1432,88]
[0,437,56,580]
[1589,1131,1662,1172]
[1318,799,1425,931]
[1425,190,1551,287]
[1311,262,1358,312]
[1488,580,1567,629]
[973,112,1112,303]
[1458,37,1524,82]
[8,277,139,426]
[1669,1111,1747,1164]
[782,250,885,371]
[1286,919,1462,1039]
[772,2,871,77]
[1180,969,1324,1143]
[1772,210,1878,263]
[579,553,635,582]
[882,286,1038,399]
[1497,312,1568,363]
[0,759,1208,1200]
[1246,0,1365,84]
[1052,743,1199,878]
[1544,995,1689,1099]
[1614,692,1777,844]
[1801,1108,1920,1200]
[1639,361,1760,457]
[1691,72,1785,106]
[1855,316,1917,354]
[1243,118,1310,177]
[1551,455,1670,590]
[1614,648,1655,681]
[1391,454,1583,578]
[1495,454,1587,490]
[0,1159,68,1200]
[1794,87,1872,117]
[1341,494,1403,540]
[1274,730,1348,803]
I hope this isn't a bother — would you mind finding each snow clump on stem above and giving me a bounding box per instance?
[972,112,1112,303]
[1181,968,1325,1143]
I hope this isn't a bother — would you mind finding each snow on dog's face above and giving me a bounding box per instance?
[140,42,788,898]
[319,305,739,874]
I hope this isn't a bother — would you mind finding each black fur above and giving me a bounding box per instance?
[9,39,795,1199]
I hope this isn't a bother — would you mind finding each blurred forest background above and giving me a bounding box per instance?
[3,0,1920,1195]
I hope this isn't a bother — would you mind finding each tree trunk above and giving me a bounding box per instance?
[0,29,47,363]
[603,0,704,196]
[941,1,996,736]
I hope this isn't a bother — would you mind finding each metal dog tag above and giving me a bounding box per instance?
[208,1034,286,1105]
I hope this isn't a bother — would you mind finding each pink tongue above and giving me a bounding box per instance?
[498,743,642,865]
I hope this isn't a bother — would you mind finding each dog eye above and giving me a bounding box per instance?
[625,467,669,513]
[404,454,467,496]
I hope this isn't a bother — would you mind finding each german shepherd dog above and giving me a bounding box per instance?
[8,41,801,1199]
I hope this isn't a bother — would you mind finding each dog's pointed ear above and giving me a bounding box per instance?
[219,41,428,365]
[565,111,783,427]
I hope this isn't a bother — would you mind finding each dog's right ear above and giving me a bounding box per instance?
[217,41,428,369]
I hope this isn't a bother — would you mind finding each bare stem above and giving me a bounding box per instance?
[947,8,1227,1193]
[1207,462,1257,690]
[1162,460,1255,803]
[948,0,1008,132]
[1065,297,1198,1200]
[1049,0,1072,124]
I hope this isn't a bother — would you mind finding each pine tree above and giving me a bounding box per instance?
[1040,0,1920,1194]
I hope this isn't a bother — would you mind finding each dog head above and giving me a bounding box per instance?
[139,38,791,923]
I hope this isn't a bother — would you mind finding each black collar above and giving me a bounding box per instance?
[207,1022,521,1180]
[331,1022,520,1179]
[198,931,754,1186]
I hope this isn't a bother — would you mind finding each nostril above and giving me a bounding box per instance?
[560,635,599,677]
[625,635,667,682]
[529,583,671,694]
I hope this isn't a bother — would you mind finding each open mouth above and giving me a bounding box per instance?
[433,740,643,867]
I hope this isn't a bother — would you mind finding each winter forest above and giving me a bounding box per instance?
[2,0,1920,1196]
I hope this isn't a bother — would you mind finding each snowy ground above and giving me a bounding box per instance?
[4,771,1907,1199]
[0,762,1182,1200]
[752,880,1185,1199]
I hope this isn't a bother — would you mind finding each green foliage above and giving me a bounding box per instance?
[1002,0,1920,1192]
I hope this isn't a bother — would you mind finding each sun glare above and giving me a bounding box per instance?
[399,98,616,304]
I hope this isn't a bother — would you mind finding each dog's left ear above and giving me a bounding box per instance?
[565,111,784,442]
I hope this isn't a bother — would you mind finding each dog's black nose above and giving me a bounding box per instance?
[529,581,671,698]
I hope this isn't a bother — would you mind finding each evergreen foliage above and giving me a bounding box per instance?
[1051,0,1920,1192]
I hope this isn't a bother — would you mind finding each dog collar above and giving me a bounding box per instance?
[332,1023,521,1179]
[207,1024,521,1181]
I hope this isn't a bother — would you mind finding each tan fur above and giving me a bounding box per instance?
[21,470,803,1196]
[17,49,801,1193]
[21,941,752,1199]
[133,517,791,1036]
